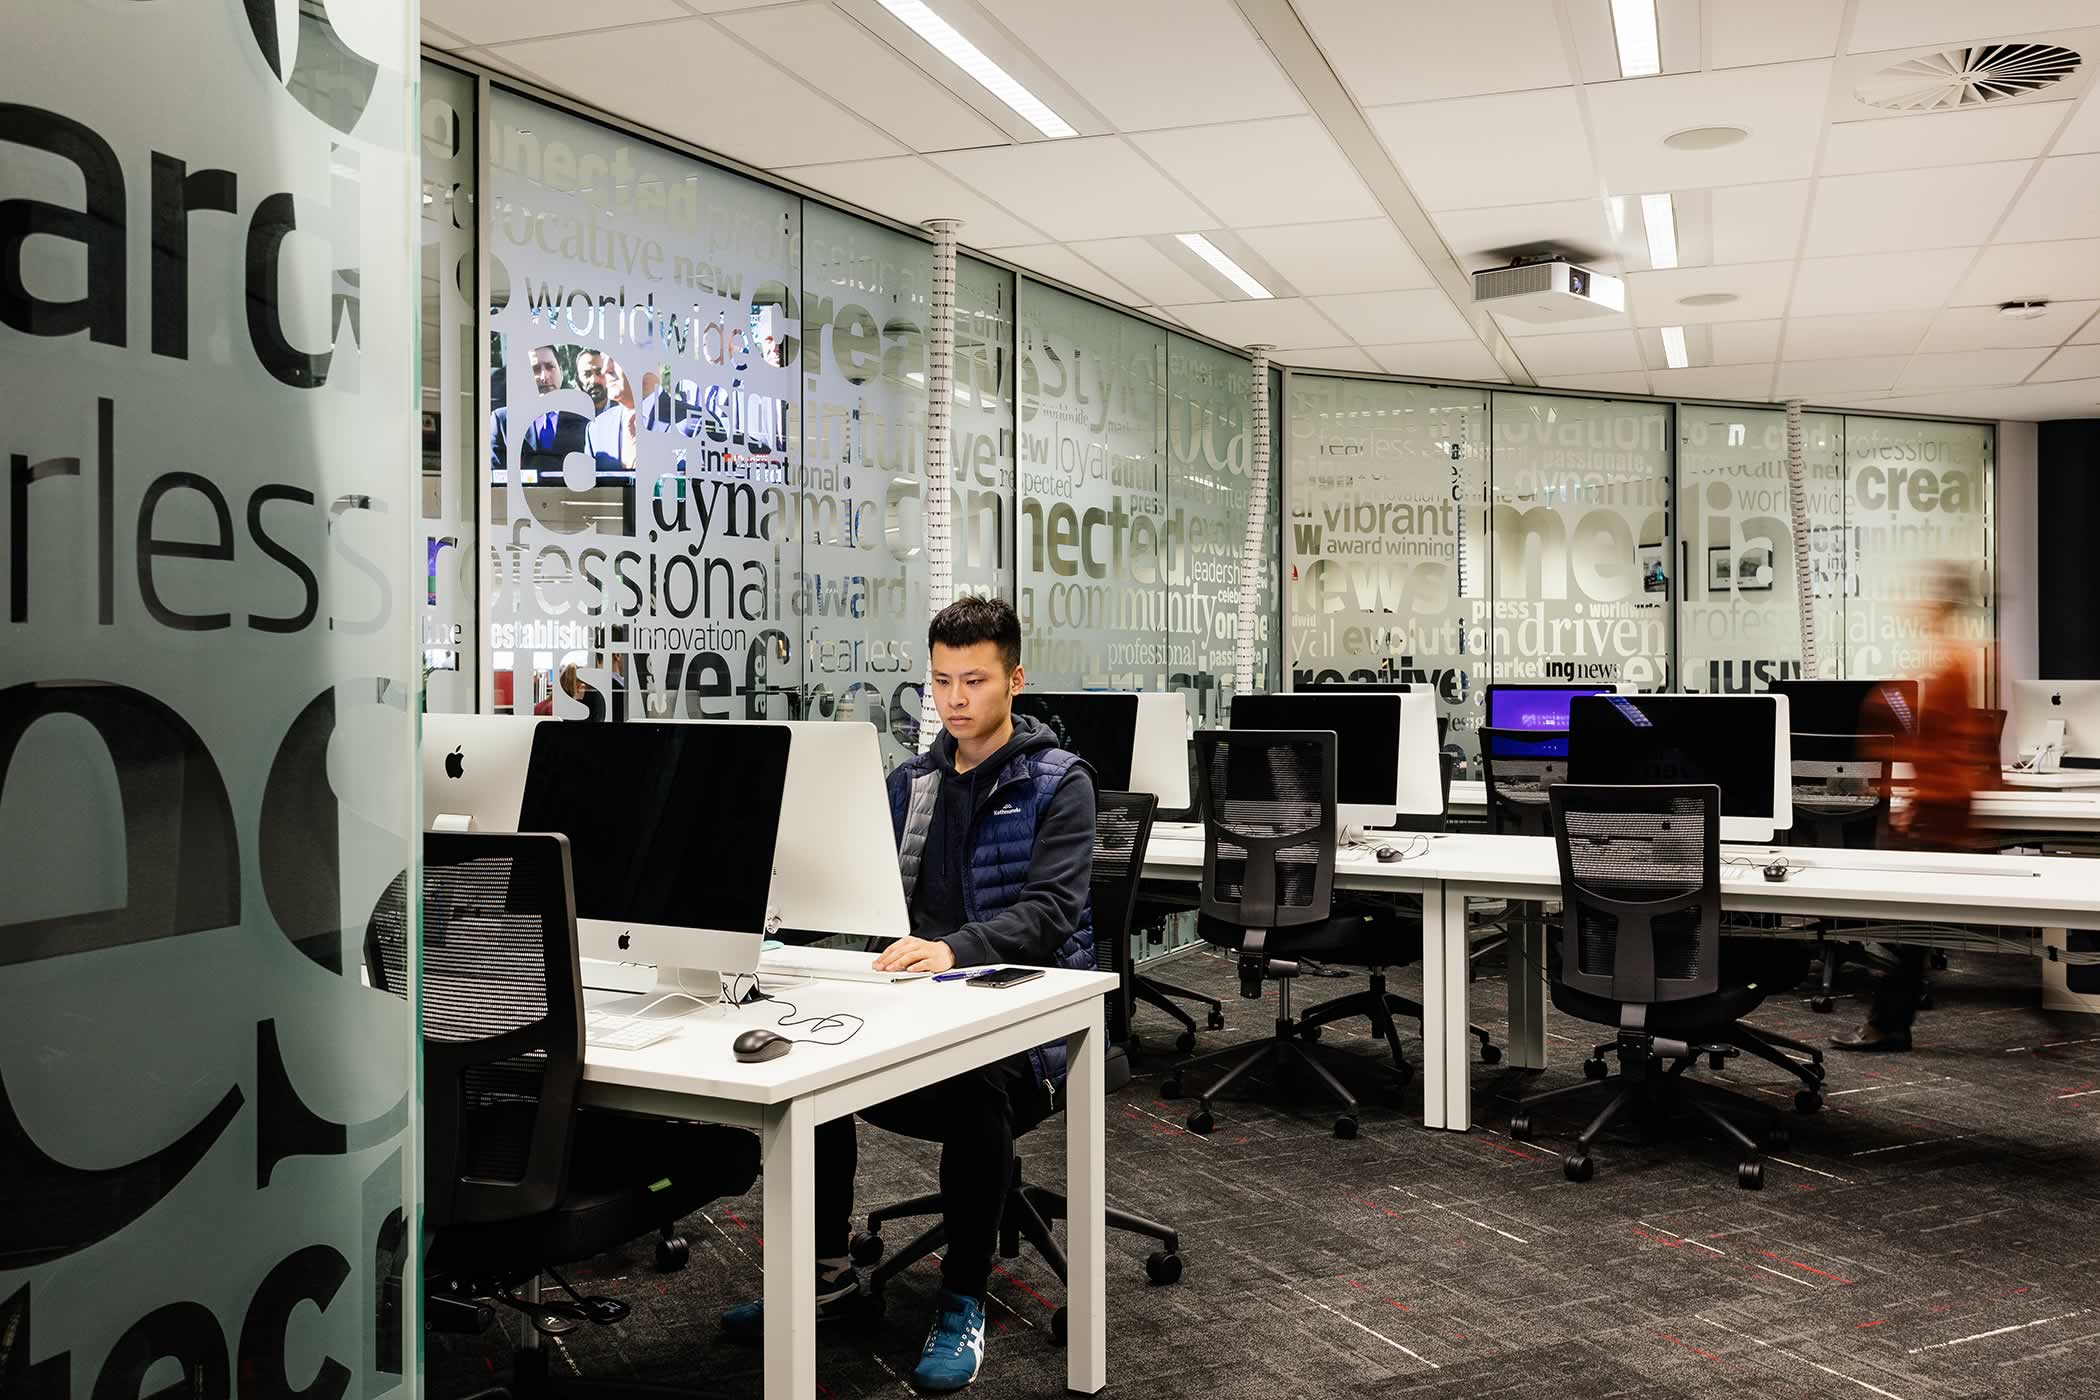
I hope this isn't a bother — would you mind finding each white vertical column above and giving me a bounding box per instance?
[920,219,961,751]
[1785,398,1819,678]
[1235,346,1274,696]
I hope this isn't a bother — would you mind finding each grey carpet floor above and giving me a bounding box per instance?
[432,942,2100,1400]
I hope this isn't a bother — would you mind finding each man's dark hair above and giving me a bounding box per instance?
[928,595,1021,672]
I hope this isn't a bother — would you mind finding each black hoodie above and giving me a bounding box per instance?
[913,712,1097,969]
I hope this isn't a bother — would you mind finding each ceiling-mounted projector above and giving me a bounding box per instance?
[1473,259,1625,323]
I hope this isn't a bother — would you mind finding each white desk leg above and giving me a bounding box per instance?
[1420,882,1471,1131]
[1064,1008,1107,1394]
[1507,907,1547,1071]
[762,1098,816,1400]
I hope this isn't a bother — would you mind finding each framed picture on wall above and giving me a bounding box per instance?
[1738,546,1775,591]
[1638,543,1667,593]
[1706,547,1733,590]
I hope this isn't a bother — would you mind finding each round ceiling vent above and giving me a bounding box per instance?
[1856,42,2081,111]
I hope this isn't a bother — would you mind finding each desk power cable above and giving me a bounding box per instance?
[621,967,726,1019]
[723,971,867,1047]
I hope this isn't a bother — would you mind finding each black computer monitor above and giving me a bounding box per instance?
[1230,692,1402,826]
[1486,683,1618,733]
[1010,693,1136,791]
[1768,679,1918,740]
[1567,694,1789,842]
[518,721,789,944]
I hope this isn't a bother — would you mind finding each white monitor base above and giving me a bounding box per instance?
[588,963,724,1018]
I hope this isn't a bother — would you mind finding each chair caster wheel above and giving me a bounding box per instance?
[1334,1115,1358,1139]
[1765,1124,1790,1151]
[1145,1251,1183,1286]
[533,1310,581,1338]
[1481,1044,1502,1065]
[1161,1076,1184,1100]
[1583,1057,1608,1081]
[1708,1052,1726,1072]
[1187,1109,1215,1135]
[1810,996,1834,1014]
[1795,1090,1823,1115]
[1738,1160,1765,1191]
[1509,1113,1533,1140]
[1300,1025,1323,1042]
[1175,1029,1196,1053]
[1563,1153,1594,1183]
[654,1235,689,1272]
[1207,1010,1226,1030]
[848,1231,884,1267]
[1051,1307,1068,1346]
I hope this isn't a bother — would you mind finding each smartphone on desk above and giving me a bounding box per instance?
[968,967,1044,989]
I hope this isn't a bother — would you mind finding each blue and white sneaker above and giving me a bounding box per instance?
[911,1289,987,1393]
[719,1262,863,1341]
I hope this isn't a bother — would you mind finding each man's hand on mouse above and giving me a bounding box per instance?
[874,936,957,974]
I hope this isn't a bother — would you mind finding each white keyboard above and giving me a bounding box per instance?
[760,946,932,983]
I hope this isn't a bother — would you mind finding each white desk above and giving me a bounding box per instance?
[579,968,1119,1400]
[2000,767,2100,790]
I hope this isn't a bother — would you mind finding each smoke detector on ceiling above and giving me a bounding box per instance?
[1855,42,2081,111]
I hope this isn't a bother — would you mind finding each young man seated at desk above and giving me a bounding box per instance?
[721,595,1097,1392]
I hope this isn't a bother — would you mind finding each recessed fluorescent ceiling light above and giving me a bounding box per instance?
[877,0,1076,138]
[1610,0,1661,78]
[1177,233,1273,299]
[1660,325,1689,370]
[1640,192,1678,270]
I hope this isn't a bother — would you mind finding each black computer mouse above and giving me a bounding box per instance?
[733,1028,792,1063]
[1762,862,1791,882]
[1375,846,1403,863]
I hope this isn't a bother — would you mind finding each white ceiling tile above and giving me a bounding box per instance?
[1804,162,2027,256]
[1432,199,1623,269]
[1952,239,2100,305]
[1311,288,1479,344]
[931,138,1217,241]
[426,0,686,45]
[421,20,469,48]
[2077,312,2100,344]
[1510,329,1646,375]
[1921,300,2100,351]
[1774,356,1910,397]
[2034,344,2100,382]
[1709,181,1810,265]
[1363,340,1509,381]
[1625,261,1795,323]
[1143,306,1187,328]
[494,21,904,168]
[1897,347,2054,390]
[1709,0,1845,68]
[1000,244,1141,305]
[714,4,1007,153]
[1997,154,2100,244]
[1829,378,2100,419]
[1783,312,1932,358]
[1369,89,1598,211]
[1493,307,1636,338]
[1823,103,2070,175]
[1531,371,1654,394]
[1161,298,1348,350]
[1646,365,1778,399]
[2058,92,2100,155]
[975,0,1302,131]
[781,156,1046,249]
[1788,248,1975,314]
[1585,61,1832,193]
[1131,118,1380,226]
[1295,0,1574,104]
[1067,238,1218,307]
[1847,1,2100,53]
[1276,346,1381,372]
[1710,320,1784,363]
[1239,219,1435,296]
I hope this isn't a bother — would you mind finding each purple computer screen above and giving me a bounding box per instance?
[1487,685,1615,731]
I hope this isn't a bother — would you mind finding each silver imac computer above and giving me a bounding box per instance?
[1567,693,1793,843]
[1010,690,1192,809]
[518,720,791,1009]
[2010,680,2100,770]
[1230,692,1440,839]
[421,712,547,830]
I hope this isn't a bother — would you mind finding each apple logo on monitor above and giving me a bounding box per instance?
[445,745,464,779]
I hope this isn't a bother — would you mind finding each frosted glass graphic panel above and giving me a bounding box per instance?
[1017,281,1168,689]
[423,62,478,713]
[1284,374,1489,761]
[1844,417,1995,701]
[953,254,1017,607]
[1168,334,1264,726]
[1490,393,1672,695]
[1678,407,1846,693]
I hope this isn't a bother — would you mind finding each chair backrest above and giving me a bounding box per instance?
[1194,729,1336,930]
[1478,726,1568,837]
[1786,739,1891,848]
[367,830,585,1230]
[1548,784,1722,1012]
[1090,790,1158,1044]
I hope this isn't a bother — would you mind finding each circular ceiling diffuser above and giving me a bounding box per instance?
[1856,42,2081,111]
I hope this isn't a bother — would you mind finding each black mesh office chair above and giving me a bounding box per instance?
[850,792,1185,1343]
[1129,738,1226,1051]
[1478,727,1568,837]
[1508,785,1794,1190]
[369,832,758,1393]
